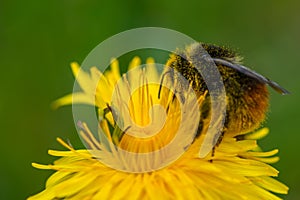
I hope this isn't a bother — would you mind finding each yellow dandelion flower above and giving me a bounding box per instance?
[29,57,288,200]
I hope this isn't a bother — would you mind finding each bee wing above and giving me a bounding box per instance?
[212,58,290,95]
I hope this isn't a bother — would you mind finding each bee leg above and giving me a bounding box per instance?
[215,131,225,147]
[209,148,216,163]
[195,120,204,138]
[158,70,173,99]
[209,131,225,162]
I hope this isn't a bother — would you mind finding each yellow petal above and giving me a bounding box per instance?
[51,93,95,109]
[245,128,269,140]
[250,176,289,194]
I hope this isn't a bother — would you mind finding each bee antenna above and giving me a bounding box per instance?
[158,70,172,99]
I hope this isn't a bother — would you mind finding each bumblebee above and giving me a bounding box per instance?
[163,43,289,148]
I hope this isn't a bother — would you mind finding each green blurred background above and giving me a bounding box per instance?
[1,0,299,199]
